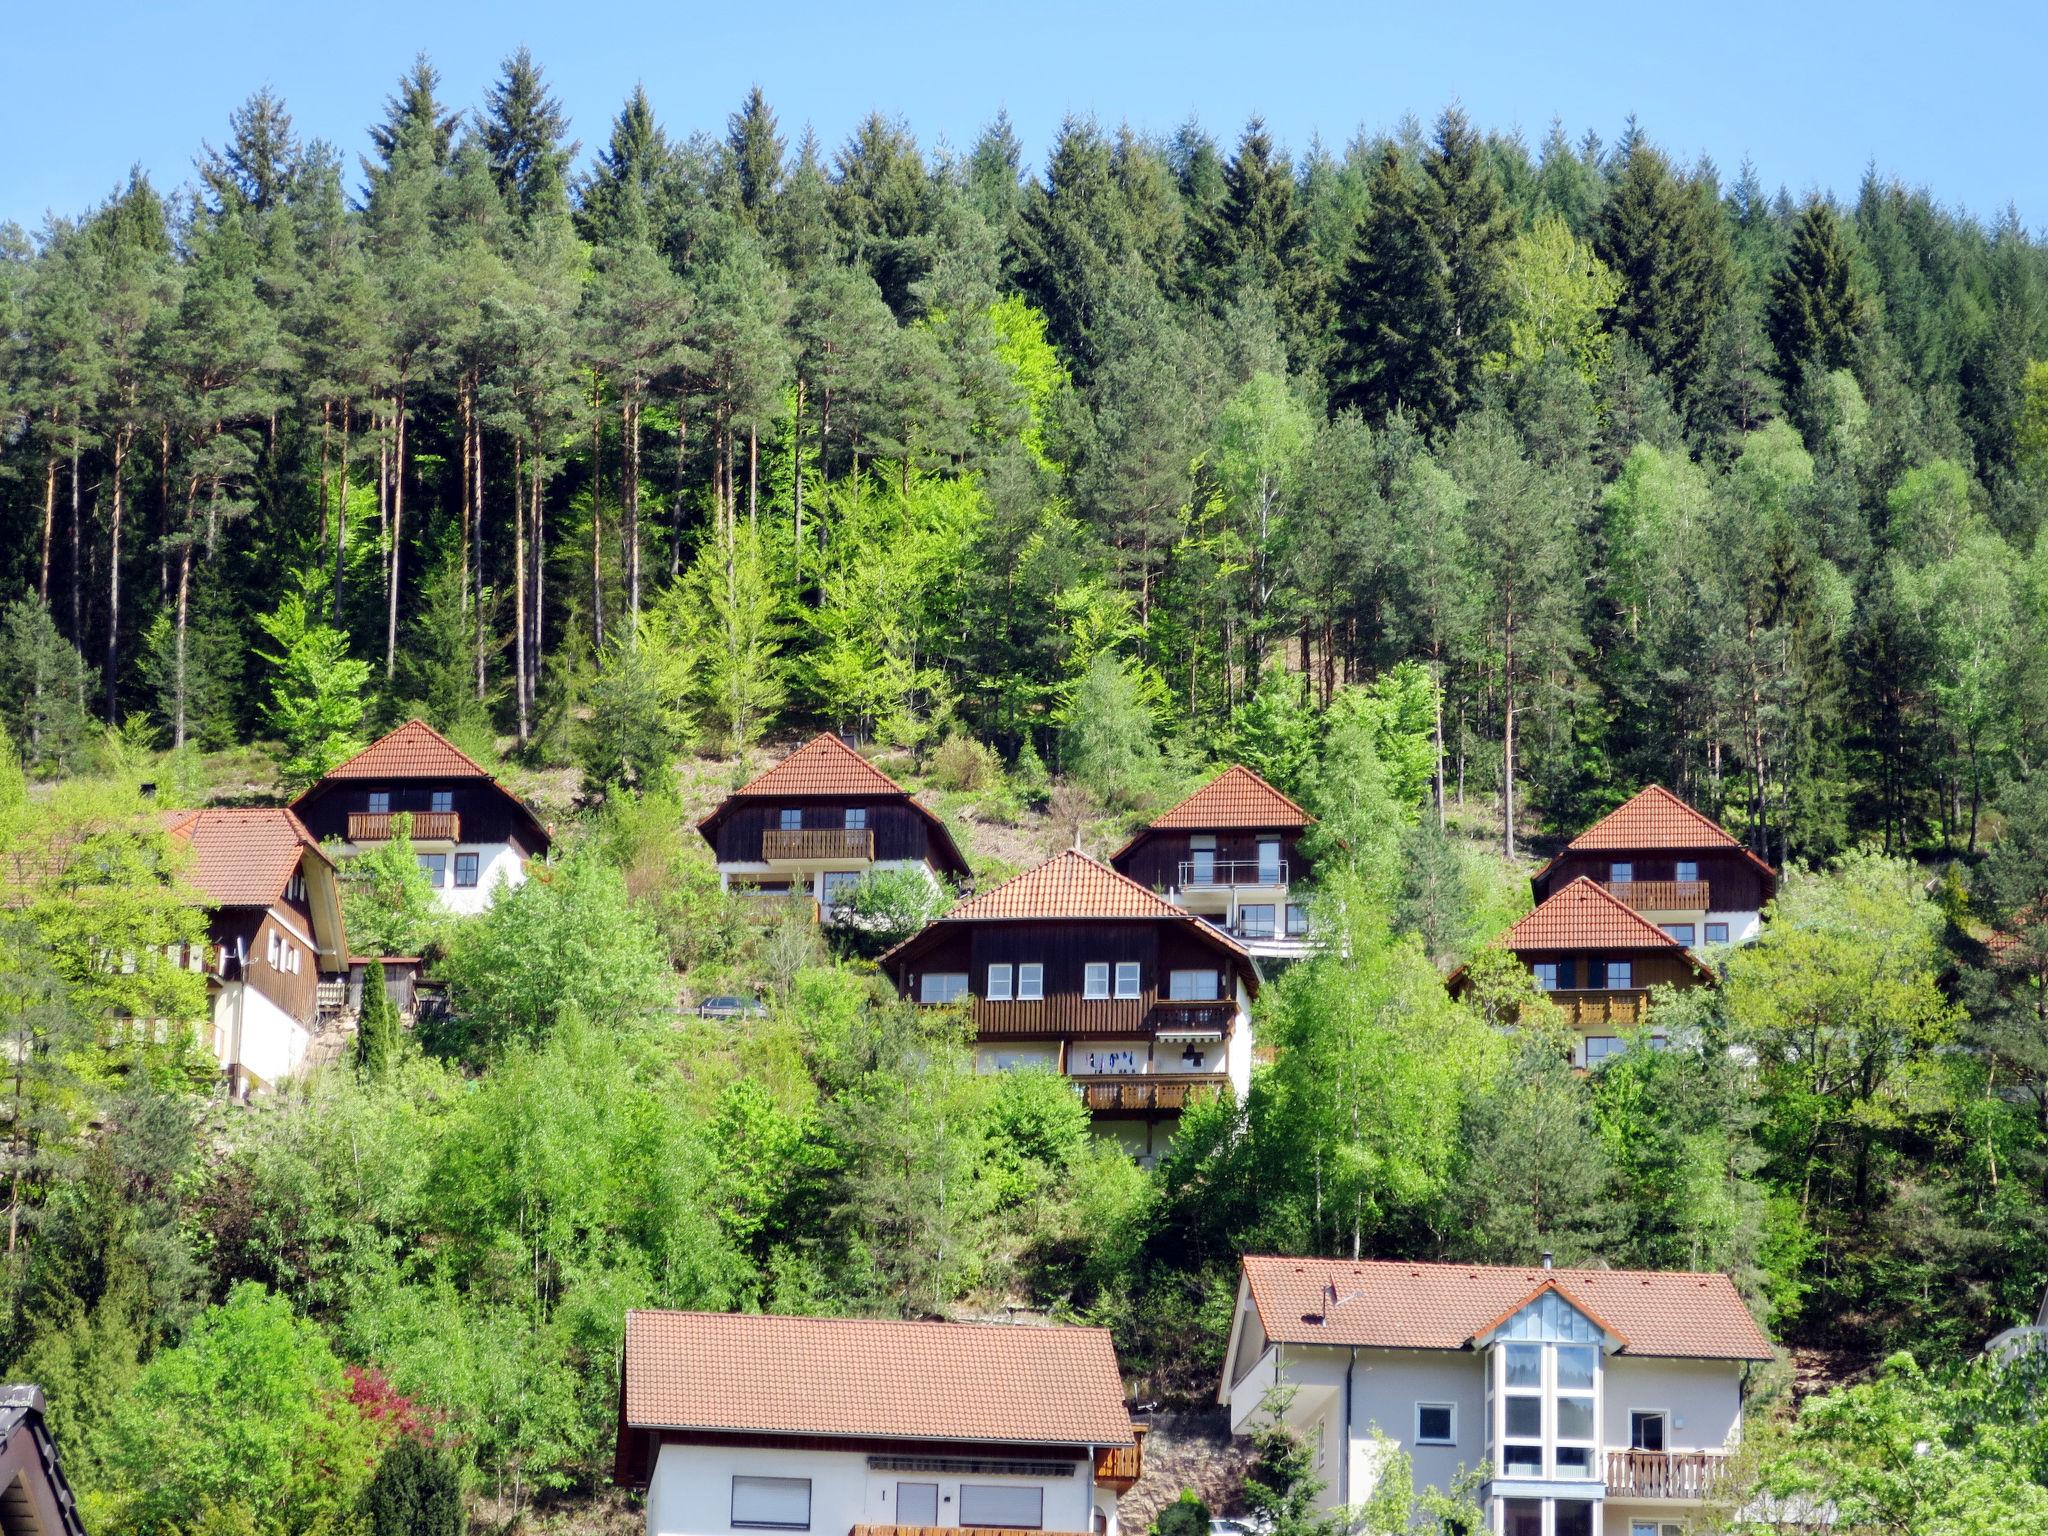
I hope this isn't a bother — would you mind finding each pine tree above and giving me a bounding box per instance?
[578,86,671,245]
[964,112,1026,228]
[1766,200,1869,385]
[198,88,302,216]
[0,599,96,777]
[353,961,398,1081]
[1199,119,1310,305]
[723,86,785,225]
[1420,106,1514,404]
[365,54,460,180]
[1331,149,1455,431]
[480,47,578,224]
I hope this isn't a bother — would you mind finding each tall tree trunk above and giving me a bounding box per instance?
[68,440,81,641]
[747,425,758,528]
[319,399,331,549]
[105,425,130,723]
[38,436,56,605]
[1501,634,1517,860]
[173,537,192,750]
[386,380,406,680]
[790,378,805,593]
[672,409,687,577]
[513,438,530,745]
[531,457,545,710]
[626,397,642,636]
[472,382,487,701]
[590,377,605,651]
[335,400,351,621]
[157,423,171,599]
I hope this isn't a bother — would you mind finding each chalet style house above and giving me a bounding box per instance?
[1531,786,1777,949]
[615,1310,1140,1536]
[698,733,972,922]
[0,1385,89,1536]
[1110,765,1316,960]
[164,808,349,1094]
[1222,1255,1773,1536]
[1449,879,1713,1069]
[291,719,551,914]
[881,849,1258,1165]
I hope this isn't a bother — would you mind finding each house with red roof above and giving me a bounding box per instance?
[1110,765,1316,959]
[615,1309,1140,1536]
[881,849,1258,1163]
[698,734,972,924]
[1531,786,1778,949]
[1449,879,1714,1069]
[164,807,349,1093]
[291,720,551,915]
[1220,1254,1772,1536]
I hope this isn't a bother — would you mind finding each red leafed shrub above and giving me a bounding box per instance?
[347,1364,447,1445]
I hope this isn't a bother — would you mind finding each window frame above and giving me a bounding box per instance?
[367,790,390,815]
[1606,960,1634,991]
[430,789,453,814]
[919,972,969,1005]
[956,1484,1043,1531]
[1704,922,1729,945]
[1659,924,1695,946]
[1629,1409,1669,1453]
[1610,861,1634,883]
[730,1474,813,1531]
[1113,961,1141,999]
[1531,961,1559,992]
[1083,963,1110,1000]
[1167,968,1220,1001]
[1675,859,1699,884]
[1017,963,1044,1001]
[1413,1401,1456,1446]
[844,806,868,830]
[1238,903,1277,939]
[454,852,480,888]
[417,852,447,888]
[987,963,1014,1002]
[778,808,802,832]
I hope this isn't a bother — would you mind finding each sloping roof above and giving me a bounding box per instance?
[0,1385,89,1535]
[620,1310,1134,1445]
[1565,785,1744,852]
[948,848,1195,923]
[163,808,329,909]
[1239,1255,1773,1361]
[725,733,908,799]
[1149,765,1313,833]
[310,718,498,782]
[1499,877,1687,953]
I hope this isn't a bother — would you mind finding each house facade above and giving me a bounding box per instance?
[880,850,1258,1165]
[1450,879,1714,1069]
[1110,765,1316,960]
[0,1384,90,1536]
[1221,1255,1773,1536]
[1531,786,1777,949]
[164,808,350,1094]
[615,1310,1139,1536]
[699,734,972,923]
[291,719,550,915]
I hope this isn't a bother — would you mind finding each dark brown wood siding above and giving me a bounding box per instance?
[710,796,937,865]
[295,779,544,858]
[1113,828,1312,891]
[209,906,320,1025]
[1506,946,1706,993]
[1533,850,1771,909]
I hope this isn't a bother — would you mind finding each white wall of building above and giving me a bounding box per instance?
[1598,1357,1742,1454]
[644,1440,1113,1536]
[1707,910,1762,945]
[212,982,311,1090]
[434,843,527,915]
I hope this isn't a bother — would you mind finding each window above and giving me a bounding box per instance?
[286,873,305,902]
[1084,963,1110,1000]
[1531,962,1559,991]
[845,807,868,830]
[1705,922,1729,945]
[1189,835,1216,884]
[1610,861,1634,884]
[820,870,860,908]
[920,973,969,1004]
[1605,960,1633,990]
[1256,837,1282,883]
[1554,1344,1597,1476]
[1414,1403,1455,1445]
[1675,860,1699,883]
[957,1486,1042,1530]
[1501,1502,1543,1536]
[1659,924,1695,945]
[1584,1035,1625,1067]
[431,789,453,814]
[988,964,1014,1001]
[1632,1523,1683,1536]
[1017,963,1043,1001]
[1554,1505,1594,1536]
[896,1485,938,1525]
[1168,969,1219,1001]
[418,853,447,887]
[778,808,802,831]
[455,852,479,888]
[1115,961,1141,998]
[1238,903,1276,939]
[1286,903,1310,938]
[267,931,281,967]
[731,1475,811,1530]
[1630,1411,1667,1452]
[367,790,390,815]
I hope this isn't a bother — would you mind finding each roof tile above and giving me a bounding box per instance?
[946,849,1201,923]
[1498,877,1684,953]
[163,808,327,909]
[314,719,497,782]
[621,1311,1134,1444]
[728,734,910,799]
[1567,785,1746,853]
[1146,766,1313,833]
[1241,1254,1772,1361]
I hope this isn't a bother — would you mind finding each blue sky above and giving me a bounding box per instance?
[3,0,2041,230]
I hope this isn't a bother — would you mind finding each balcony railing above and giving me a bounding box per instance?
[1070,1073,1231,1113]
[1547,989,1650,1028]
[762,828,874,862]
[1603,879,1711,912]
[348,811,459,842]
[1093,1440,1144,1492]
[1179,858,1288,889]
[1605,1450,1730,1500]
[1152,1000,1236,1031]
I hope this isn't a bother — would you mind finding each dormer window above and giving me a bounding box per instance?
[1488,1291,1606,1486]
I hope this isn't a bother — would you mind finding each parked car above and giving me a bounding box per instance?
[695,995,767,1019]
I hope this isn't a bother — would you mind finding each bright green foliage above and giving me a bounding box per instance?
[1242,1393,1334,1536]
[1149,1490,1211,1536]
[434,853,675,1058]
[85,1282,377,1535]
[2016,359,2048,480]
[0,598,96,777]
[1494,213,1621,385]
[579,635,690,797]
[355,961,400,1080]
[988,295,1069,470]
[337,814,442,958]
[255,585,371,793]
[1060,652,1162,811]
[845,865,952,946]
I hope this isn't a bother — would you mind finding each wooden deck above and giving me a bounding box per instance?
[1071,1073,1230,1114]
[1605,1450,1728,1500]
[763,828,874,861]
[1603,879,1711,912]
[348,810,460,841]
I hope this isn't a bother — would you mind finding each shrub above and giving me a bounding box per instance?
[928,732,1001,792]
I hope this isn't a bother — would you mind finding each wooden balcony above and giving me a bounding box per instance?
[1549,989,1649,1028]
[964,997,1237,1039]
[1603,879,1710,912]
[1152,1000,1236,1032]
[1094,1437,1144,1492]
[348,810,459,842]
[762,827,874,862]
[1071,1072,1230,1114]
[1605,1450,1729,1500]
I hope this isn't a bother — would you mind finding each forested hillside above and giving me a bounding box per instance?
[7,48,2048,1535]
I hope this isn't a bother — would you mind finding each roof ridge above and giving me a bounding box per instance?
[318,718,495,783]
[729,732,908,798]
[627,1307,1114,1336]
[946,847,1189,921]
[1157,763,1313,825]
[1568,783,1739,851]
[1242,1252,1737,1284]
[1499,875,1683,951]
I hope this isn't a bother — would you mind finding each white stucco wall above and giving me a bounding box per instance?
[644,1441,1110,1536]
[1598,1357,1742,1454]
[212,982,311,1089]
[1706,910,1762,945]
[432,843,527,915]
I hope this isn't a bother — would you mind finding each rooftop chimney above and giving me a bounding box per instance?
[1541,1251,1554,1270]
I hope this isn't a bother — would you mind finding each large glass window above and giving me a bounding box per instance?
[1256,837,1282,883]
[1286,903,1310,938]
[1500,1502,1543,1536]
[1238,904,1276,939]
[732,1476,811,1530]
[1554,1504,1594,1536]
[957,1486,1042,1530]
[1168,969,1220,1001]
[1495,1304,1605,1484]
[1531,962,1559,991]
[1189,835,1216,885]
[919,973,968,1004]
[820,870,860,908]
[1084,963,1110,1000]
[1630,1411,1666,1452]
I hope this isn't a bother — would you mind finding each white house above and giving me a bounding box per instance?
[616,1310,1141,1536]
[1220,1255,1774,1536]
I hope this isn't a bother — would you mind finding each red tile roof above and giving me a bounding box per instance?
[1148,766,1312,832]
[947,848,1194,923]
[1499,877,1686,953]
[620,1310,1134,1445]
[727,733,908,799]
[1239,1254,1772,1361]
[311,719,498,782]
[1566,785,1744,854]
[163,808,329,909]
